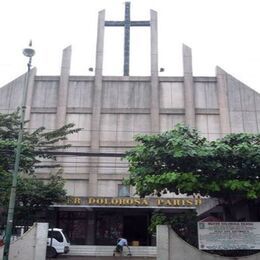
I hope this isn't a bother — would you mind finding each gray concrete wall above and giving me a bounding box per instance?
[0,74,26,113]
[157,225,260,260]
[0,47,260,198]
[225,71,260,134]
[1,73,260,197]
[0,223,48,260]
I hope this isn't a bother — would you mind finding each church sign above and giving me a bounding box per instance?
[198,222,260,250]
[66,196,202,208]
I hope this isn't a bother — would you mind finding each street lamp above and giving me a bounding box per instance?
[3,41,35,260]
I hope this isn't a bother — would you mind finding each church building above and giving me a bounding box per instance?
[0,2,259,249]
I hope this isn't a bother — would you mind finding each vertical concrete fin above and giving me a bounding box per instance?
[92,9,105,148]
[25,67,37,124]
[56,45,72,129]
[216,66,231,135]
[34,223,49,260]
[183,44,193,75]
[157,225,170,260]
[150,9,160,133]
[89,10,106,197]
[183,44,195,128]
[95,10,105,77]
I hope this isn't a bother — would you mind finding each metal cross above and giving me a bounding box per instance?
[105,2,150,76]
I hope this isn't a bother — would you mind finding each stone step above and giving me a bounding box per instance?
[68,246,157,257]
[58,256,155,260]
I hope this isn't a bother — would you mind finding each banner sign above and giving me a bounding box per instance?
[65,196,203,208]
[198,222,260,250]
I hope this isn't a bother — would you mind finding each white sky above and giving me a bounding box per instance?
[0,0,260,93]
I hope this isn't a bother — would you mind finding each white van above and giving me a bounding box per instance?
[47,228,70,258]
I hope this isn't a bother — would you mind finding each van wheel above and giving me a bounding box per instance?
[46,246,57,258]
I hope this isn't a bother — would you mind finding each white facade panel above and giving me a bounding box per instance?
[257,112,260,131]
[68,81,93,108]
[243,111,258,133]
[240,86,256,111]
[134,82,150,108]
[207,115,221,140]
[160,115,184,132]
[133,114,151,134]
[100,114,117,142]
[195,83,206,108]
[102,82,119,108]
[117,83,135,108]
[32,81,58,107]
[205,83,218,109]
[30,113,56,131]
[0,75,25,111]
[195,82,218,109]
[98,181,118,197]
[65,180,88,196]
[230,111,244,133]
[160,82,184,109]
[66,114,91,141]
[255,92,260,111]
[117,114,134,142]
[196,115,208,138]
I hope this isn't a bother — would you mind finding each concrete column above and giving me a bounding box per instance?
[56,46,72,129]
[216,66,231,136]
[150,10,160,133]
[25,67,37,124]
[89,10,105,196]
[34,223,49,260]
[157,225,170,260]
[183,44,195,128]
[86,212,96,244]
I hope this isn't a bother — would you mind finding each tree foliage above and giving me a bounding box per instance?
[0,111,81,226]
[149,211,198,246]
[0,111,80,174]
[0,172,66,227]
[125,124,260,202]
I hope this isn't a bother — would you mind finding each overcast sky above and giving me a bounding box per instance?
[0,0,260,93]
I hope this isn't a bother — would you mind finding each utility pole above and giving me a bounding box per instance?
[3,41,35,260]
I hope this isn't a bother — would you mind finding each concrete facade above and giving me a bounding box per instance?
[0,3,260,252]
[0,223,48,260]
[157,225,260,260]
[1,6,259,198]
[5,74,260,197]
[0,50,260,197]
[0,4,260,249]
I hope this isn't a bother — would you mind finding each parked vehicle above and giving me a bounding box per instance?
[47,228,70,258]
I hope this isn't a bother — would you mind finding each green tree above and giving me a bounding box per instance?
[149,211,198,247]
[0,111,80,226]
[0,111,79,174]
[125,124,260,220]
[0,172,66,227]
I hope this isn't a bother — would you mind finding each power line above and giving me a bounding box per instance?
[35,165,128,169]
[0,149,125,157]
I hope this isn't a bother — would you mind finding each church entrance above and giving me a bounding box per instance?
[95,210,150,246]
[123,215,149,246]
[54,203,194,246]
[55,208,153,246]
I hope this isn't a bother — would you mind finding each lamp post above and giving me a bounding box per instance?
[3,41,35,260]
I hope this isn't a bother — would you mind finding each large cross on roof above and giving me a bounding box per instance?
[105,2,150,76]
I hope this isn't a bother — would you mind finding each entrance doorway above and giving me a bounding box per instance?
[95,212,150,246]
[123,215,149,246]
